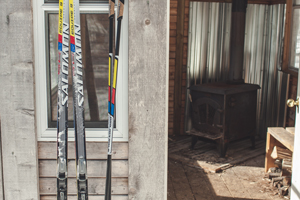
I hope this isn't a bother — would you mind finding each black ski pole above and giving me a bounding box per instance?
[105,0,124,199]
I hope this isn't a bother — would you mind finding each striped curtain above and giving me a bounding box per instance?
[185,2,287,137]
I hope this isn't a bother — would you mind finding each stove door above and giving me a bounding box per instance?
[191,97,223,135]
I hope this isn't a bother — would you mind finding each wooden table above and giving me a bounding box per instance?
[265,127,294,172]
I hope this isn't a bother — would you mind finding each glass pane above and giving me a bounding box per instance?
[47,13,110,128]
[295,0,300,5]
[290,9,300,69]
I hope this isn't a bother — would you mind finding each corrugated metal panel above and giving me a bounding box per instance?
[185,2,287,137]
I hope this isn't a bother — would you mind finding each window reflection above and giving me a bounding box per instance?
[290,9,300,69]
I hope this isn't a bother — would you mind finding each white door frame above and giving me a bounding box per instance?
[291,71,300,199]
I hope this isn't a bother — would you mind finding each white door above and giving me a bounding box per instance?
[291,71,300,200]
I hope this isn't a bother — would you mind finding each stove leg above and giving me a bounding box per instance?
[191,136,198,150]
[251,136,255,150]
[217,139,228,158]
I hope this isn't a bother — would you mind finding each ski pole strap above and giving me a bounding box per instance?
[109,0,115,17]
[117,0,124,19]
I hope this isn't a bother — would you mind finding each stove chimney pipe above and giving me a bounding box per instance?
[228,0,247,83]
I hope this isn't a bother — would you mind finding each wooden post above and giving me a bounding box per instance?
[173,0,185,135]
[0,1,39,198]
[128,0,169,199]
[0,118,4,199]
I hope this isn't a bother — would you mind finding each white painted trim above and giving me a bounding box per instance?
[33,0,128,142]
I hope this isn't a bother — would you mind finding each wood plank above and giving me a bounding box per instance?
[0,1,39,198]
[168,161,194,199]
[220,168,251,198]
[128,0,168,198]
[173,0,186,135]
[205,172,232,200]
[232,158,282,200]
[39,160,128,178]
[268,127,294,151]
[0,118,3,199]
[182,164,216,200]
[282,0,296,75]
[38,141,128,159]
[170,139,265,173]
[265,132,285,172]
[285,127,295,135]
[167,167,177,200]
[39,177,128,195]
[41,195,128,200]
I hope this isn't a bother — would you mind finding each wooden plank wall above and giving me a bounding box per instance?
[38,141,129,199]
[0,0,39,199]
[128,0,169,199]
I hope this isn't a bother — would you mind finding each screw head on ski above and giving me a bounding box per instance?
[57,0,69,199]
[105,0,125,199]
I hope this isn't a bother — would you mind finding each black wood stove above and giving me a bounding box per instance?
[189,82,260,157]
[188,0,260,157]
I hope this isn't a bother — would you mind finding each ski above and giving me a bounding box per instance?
[69,0,88,199]
[105,0,125,199]
[57,0,69,199]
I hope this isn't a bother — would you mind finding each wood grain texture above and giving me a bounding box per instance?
[128,0,169,199]
[285,127,295,135]
[168,161,194,199]
[38,141,128,159]
[0,0,39,199]
[39,177,128,195]
[268,127,294,151]
[39,160,128,178]
[265,132,286,172]
[0,119,3,199]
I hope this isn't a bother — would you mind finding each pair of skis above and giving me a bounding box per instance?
[57,0,125,199]
[57,0,87,199]
[105,0,125,199]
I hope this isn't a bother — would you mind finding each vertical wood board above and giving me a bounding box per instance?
[128,0,169,199]
[0,118,4,199]
[0,0,39,199]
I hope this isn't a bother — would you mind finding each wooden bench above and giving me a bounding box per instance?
[265,127,294,172]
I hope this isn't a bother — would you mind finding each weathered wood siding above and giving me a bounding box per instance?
[38,141,129,199]
[128,0,169,199]
[0,0,39,199]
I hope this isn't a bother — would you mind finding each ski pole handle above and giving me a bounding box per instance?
[117,0,124,19]
[109,0,115,18]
